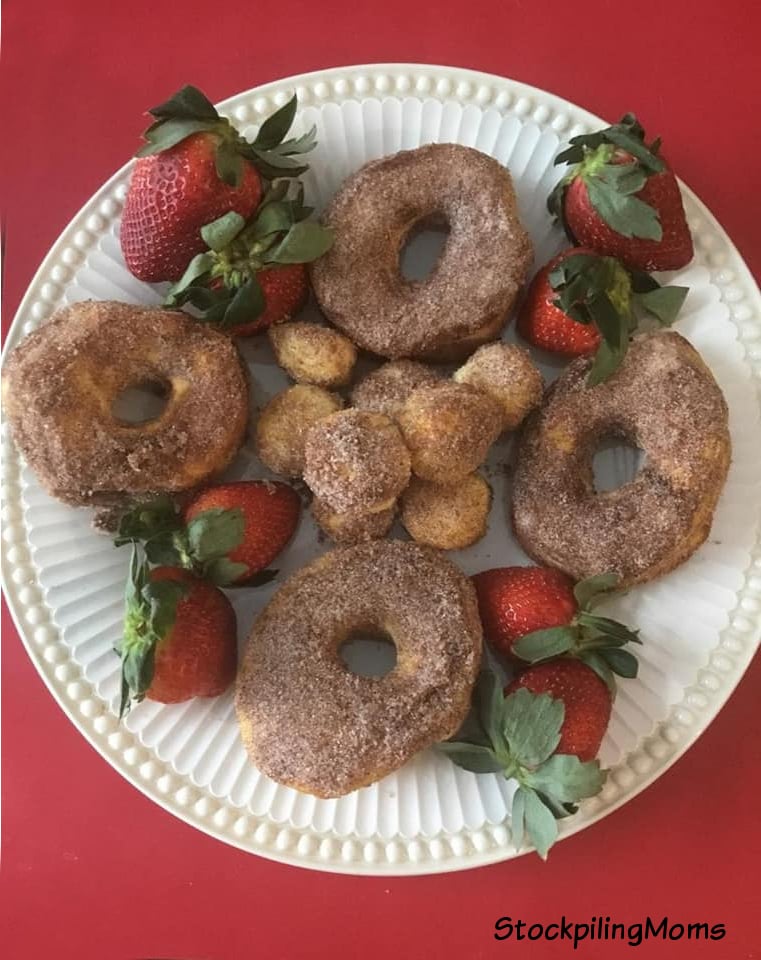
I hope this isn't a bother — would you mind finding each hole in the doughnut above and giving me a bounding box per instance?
[592,437,646,492]
[339,628,397,679]
[399,218,450,281]
[111,380,170,424]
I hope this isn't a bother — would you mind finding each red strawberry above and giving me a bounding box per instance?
[121,133,262,282]
[548,113,693,272]
[473,566,577,657]
[118,562,237,714]
[505,659,612,762]
[472,567,641,689]
[518,248,603,357]
[517,248,688,384]
[219,264,308,336]
[121,85,317,283]
[184,481,301,582]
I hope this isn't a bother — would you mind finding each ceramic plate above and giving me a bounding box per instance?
[3,64,761,875]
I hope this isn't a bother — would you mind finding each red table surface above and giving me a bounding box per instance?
[2,2,760,958]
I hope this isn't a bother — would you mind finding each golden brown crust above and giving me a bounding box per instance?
[397,382,503,485]
[351,360,442,420]
[401,474,492,550]
[3,301,248,505]
[512,332,731,587]
[310,144,533,360]
[312,497,396,544]
[235,541,482,797]
[256,385,343,477]
[268,322,357,388]
[304,410,411,513]
[454,342,544,431]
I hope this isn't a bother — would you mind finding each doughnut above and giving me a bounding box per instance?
[268,322,357,388]
[454,342,544,431]
[397,382,503,485]
[256,385,342,477]
[512,332,731,587]
[312,497,396,545]
[401,474,492,550]
[350,360,442,420]
[310,144,533,361]
[235,540,482,796]
[304,410,411,513]
[3,301,248,506]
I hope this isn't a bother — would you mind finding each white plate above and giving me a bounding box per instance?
[3,64,761,876]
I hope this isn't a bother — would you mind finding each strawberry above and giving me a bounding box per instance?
[120,85,317,282]
[438,668,606,858]
[517,248,687,384]
[505,659,612,762]
[163,182,332,334]
[548,113,693,272]
[115,483,301,586]
[472,567,641,690]
[117,560,237,715]
[184,481,301,578]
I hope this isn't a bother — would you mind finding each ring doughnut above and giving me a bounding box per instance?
[311,144,533,361]
[235,540,482,796]
[3,301,248,506]
[512,332,731,587]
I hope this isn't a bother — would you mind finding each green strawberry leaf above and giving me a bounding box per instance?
[136,118,218,157]
[186,507,245,563]
[114,495,182,546]
[628,269,661,294]
[476,667,511,759]
[221,275,265,328]
[577,612,641,645]
[253,94,298,150]
[260,179,291,208]
[526,754,606,804]
[435,742,504,774]
[246,146,310,180]
[250,200,298,241]
[585,175,663,241]
[603,125,664,174]
[510,786,527,850]
[502,689,564,768]
[200,212,247,252]
[204,556,250,586]
[573,572,620,609]
[522,788,559,860]
[165,252,215,302]
[636,286,689,326]
[578,651,617,694]
[148,85,219,122]
[264,221,334,264]
[586,333,628,387]
[598,647,639,678]
[214,137,245,187]
[142,532,187,568]
[511,626,576,663]
[535,791,578,818]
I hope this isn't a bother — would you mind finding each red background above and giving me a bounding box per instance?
[2,2,760,957]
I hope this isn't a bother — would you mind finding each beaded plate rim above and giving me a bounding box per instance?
[2,63,760,875]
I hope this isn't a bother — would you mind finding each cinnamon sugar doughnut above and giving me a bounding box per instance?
[453,342,544,431]
[513,332,731,587]
[235,540,482,797]
[350,360,442,420]
[303,410,411,513]
[3,301,248,506]
[397,382,503,485]
[311,144,533,361]
[312,497,396,545]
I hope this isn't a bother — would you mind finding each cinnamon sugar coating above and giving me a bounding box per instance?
[304,410,411,513]
[235,540,482,797]
[401,473,492,550]
[256,385,343,477]
[312,497,396,544]
[454,342,544,431]
[311,144,533,361]
[268,321,357,388]
[397,382,503,485]
[512,332,731,587]
[2,301,248,506]
[351,360,442,420]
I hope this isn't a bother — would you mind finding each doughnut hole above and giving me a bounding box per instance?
[339,627,398,678]
[592,435,646,492]
[401,473,492,550]
[111,378,171,424]
[312,497,396,544]
[399,214,450,282]
[397,382,503,485]
[351,360,442,421]
[256,385,343,477]
[454,342,544,431]
[269,322,357,388]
